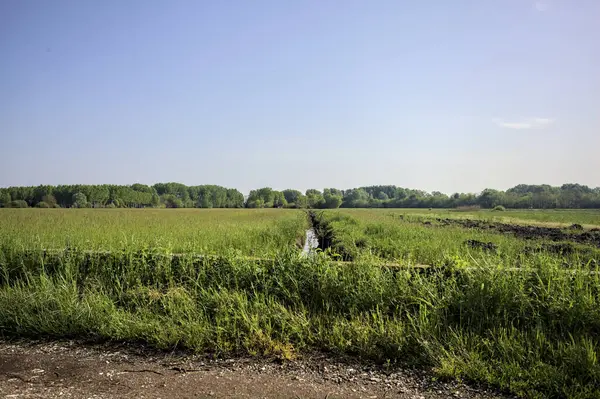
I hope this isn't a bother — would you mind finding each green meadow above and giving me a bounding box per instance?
[1,208,599,398]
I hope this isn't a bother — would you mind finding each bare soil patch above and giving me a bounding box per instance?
[432,218,600,247]
[0,340,512,399]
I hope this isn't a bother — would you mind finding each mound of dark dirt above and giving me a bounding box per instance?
[429,218,600,248]
[464,240,498,253]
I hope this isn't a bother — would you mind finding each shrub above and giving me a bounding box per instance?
[41,194,57,207]
[71,192,88,208]
[7,200,28,208]
[493,205,506,211]
[163,195,184,208]
[36,201,50,208]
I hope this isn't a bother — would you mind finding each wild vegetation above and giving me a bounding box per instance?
[1,207,600,398]
[313,209,600,266]
[389,208,600,227]
[2,182,600,209]
[0,183,245,209]
[0,208,307,256]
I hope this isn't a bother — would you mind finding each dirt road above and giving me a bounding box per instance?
[0,340,511,399]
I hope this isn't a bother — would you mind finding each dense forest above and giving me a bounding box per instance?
[1,183,599,209]
[0,184,244,209]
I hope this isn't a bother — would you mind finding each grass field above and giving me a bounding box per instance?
[381,208,600,227]
[0,208,308,256]
[1,208,600,398]
[314,209,600,267]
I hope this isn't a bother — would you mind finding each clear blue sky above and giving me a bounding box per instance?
[1,0,598,194]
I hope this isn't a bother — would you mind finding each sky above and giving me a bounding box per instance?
[1,0,599,195]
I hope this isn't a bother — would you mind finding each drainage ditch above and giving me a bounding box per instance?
[301,227,319,257]
[302,211,338,257]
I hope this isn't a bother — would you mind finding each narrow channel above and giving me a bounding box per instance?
[301,227,319,257]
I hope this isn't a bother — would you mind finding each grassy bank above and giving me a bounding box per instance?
[0,247,599,398]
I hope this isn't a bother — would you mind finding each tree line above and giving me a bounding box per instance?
[1,183,599,209]
[0,184,244,209]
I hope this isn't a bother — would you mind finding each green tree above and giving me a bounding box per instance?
[283,189,301,205]
[246,187,276,208]
[245,190,262,208]
[72,192,88,208]
[323,189,343,209]
[226,189,245,208]
[1,182,598,210]
[305,189,325,208]
[282,189,307,208]
[477,189,504,209]
[151,193,161,207]
[257,187,275,207]
[42,194,57,207]
[0,191,10,207]
[246,198,264,208]
[163,195,184,208]
[295,195,308,208]
[112,198,124,208]
[184,199,195,208]
[343,188,369,208]
[377,192,389,201]
[272,191,287,208]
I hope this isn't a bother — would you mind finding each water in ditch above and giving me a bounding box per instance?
[301,228,319,257]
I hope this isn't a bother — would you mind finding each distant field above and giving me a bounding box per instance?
[315,208,600,266]
[0,208,307,256]
[373,208,600,227]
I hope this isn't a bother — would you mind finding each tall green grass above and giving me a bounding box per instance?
[1,208,600,398]
[0,208,308,256]
[0,248,599,398]
[315,210,600,267]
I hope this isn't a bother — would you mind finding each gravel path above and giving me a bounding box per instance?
[0,340,514,399]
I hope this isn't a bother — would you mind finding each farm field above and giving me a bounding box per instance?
[1,208,600,398]
[0,208,308,256]
[358,208,600,227]
[315,209,600,267]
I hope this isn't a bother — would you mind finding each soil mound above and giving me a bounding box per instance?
[431,218,600,248]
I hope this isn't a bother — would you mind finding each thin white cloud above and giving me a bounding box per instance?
[534,1,548,11]
[493,117,554,130]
